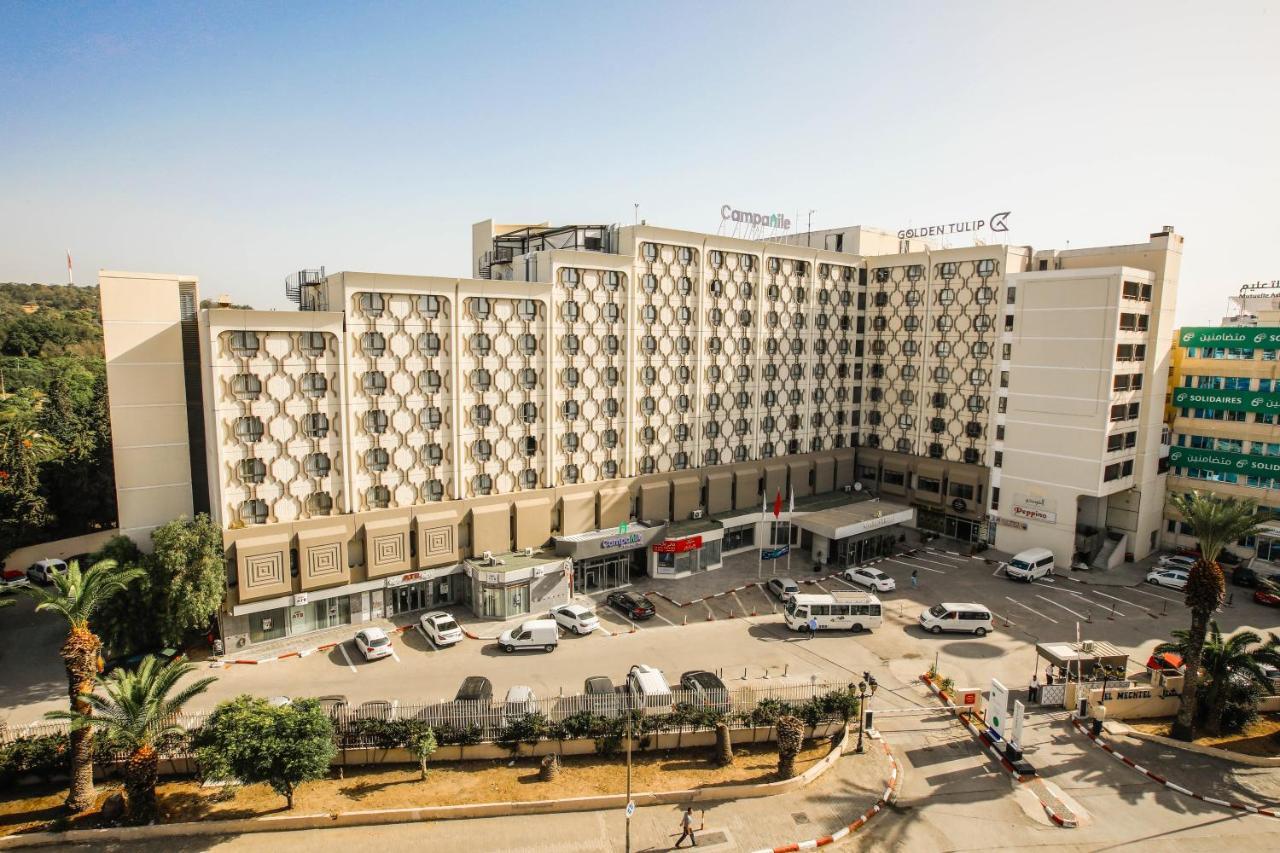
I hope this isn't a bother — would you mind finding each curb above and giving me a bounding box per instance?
[920,675,1078,828]
[212,625,419,666]
[1070,718,1280,820]
[750,739,899,853]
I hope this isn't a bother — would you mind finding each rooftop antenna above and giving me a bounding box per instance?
[807,210,816,247]
[633,204,639,226]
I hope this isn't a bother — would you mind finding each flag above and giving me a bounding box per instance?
[789,489,795,514]
[772,489,783,518]
[66,250,74,285]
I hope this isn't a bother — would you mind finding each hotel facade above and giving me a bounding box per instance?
[100,218,1182,650]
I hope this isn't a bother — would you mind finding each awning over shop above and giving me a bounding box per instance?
[553,522,666,560]
[793,500,914,540]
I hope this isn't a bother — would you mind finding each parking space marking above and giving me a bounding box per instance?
[885,557,945,574]
[925,549,971,564]
[907,554,957,570]
[1004,595,1058,624]
[1035,594,1089,620]
[991,563,1007,577]
[390,647,401,663]
[1083,588,1140,616]
[730,590,750,617]
[338,642,357,673]
[416,624,439,651]
[1128,585,1184,604]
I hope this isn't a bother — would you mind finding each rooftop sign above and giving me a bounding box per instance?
[1178,327,1280,350]
[897,210,1010,240]
[721,205,791,230]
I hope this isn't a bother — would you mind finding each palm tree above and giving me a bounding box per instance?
[775,714,804,779]
[1157,622,1280,736]
[1164,491,1266,740]
[50,655,214,824]
[25,559,145,812]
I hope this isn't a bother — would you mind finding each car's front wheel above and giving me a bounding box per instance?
[930,626,943,635]
[975,627,988,637]
[502,644,514,653]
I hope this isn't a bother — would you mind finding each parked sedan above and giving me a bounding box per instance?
[842,566,896,592]
[1157,554,1197,572]
[0,568,30,593]
[1146,568,1189,590]
[1254,588,1280,607]
[766,577,800,602]
[354,627,394,661]
[419,611,464,646]
[551,603,601,635]
[606,591,656,620]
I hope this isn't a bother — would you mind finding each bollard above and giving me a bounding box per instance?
[1227,592,1234,607]
[1108,602,1116,621]
[763,667,771,680]
[682,614,687,626]
[784,663,789,677]
[743,667,749,681]
[1086,609,1093,624]
[1161,599,1167,616]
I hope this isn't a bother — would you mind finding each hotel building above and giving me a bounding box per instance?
[1163,287,1280,565]
[100,218,1182,649]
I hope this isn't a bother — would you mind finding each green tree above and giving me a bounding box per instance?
[0,389,62,551]
[147,515,226,647]
[48,656,214,824]
[88,535,156,657]
[1165,492,1267,741]
[1156,622,1280,736]
[410,726,437,780]
[24,559,145,812]
[195,696,336,809]
[40,360,116,537]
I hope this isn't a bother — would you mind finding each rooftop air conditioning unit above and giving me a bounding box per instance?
[691,509,705,520]
[1081,640,1095,652]
[524,547,534,557]
[482,550,493,563]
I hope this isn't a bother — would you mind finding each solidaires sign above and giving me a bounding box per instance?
[1171,387,1280,413]
[1179,326,1280,349]
[1167,446,1280,479]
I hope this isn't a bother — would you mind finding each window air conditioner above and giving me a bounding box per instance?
[691,509,705,520]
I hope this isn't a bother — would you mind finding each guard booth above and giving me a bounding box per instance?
[1033,640,1131,707]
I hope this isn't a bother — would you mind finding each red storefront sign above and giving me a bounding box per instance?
[652,536,703,554]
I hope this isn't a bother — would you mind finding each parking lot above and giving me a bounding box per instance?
[3,540,1278,725]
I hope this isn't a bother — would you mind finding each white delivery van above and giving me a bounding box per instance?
[919,603,994,636]
[626,664,674,716]
[1002,547,1055,581]
[498,619,559,653]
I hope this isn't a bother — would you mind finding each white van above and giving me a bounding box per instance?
[919,603,994,636]
[626,664,673,715]
[497,619,559,653]
[27,559,67,585]
[1003,547,1055,581]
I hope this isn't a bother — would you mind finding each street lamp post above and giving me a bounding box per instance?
[855,681,868,753]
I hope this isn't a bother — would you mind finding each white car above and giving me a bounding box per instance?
[843,566,896,592]
[767,577,801,602]
[550,603,600,635]
[354,627,394,661]
[1158,555,1197,571]
[419,611,464,646]
[1146,569,1189,590]
[27,559,67,584]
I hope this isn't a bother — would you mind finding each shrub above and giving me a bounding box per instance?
[497,712,548,757]
[0,735,68,788]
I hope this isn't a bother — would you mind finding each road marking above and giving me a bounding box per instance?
[338,642,357,673]
[885,557,945,574]
[1035,594,1089,620]
[390,645,401,663]
[1004,595,1058,624]
[925,549,971,564]
[907,554,957,570]
[416,624,439,651]
[1084,588,1139,616]
[730,590,749,617]
[1128,585,1184,604]
[991,564,1007,577]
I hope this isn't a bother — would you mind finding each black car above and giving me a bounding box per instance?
[1231,565,1278,588]
[606,590,656,620]
[455,675,493,703]
[584,675,622,717]
[680,670,730,711]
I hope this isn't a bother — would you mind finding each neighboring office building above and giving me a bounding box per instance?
[101,218,1182,650]
[1163,287,1280,565]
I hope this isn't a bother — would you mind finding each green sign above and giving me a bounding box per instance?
[1172,387,1280,413]
[1168,446,1280,479]
[1178,326,1280,350]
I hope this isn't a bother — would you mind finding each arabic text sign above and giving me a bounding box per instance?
[1167,446,1280,479]
[1179,326,1280,350]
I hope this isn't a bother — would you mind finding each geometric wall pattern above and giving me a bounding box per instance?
[422,525,454,559]
[243,551,286,590]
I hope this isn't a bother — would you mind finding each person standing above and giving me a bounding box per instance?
[910,569,919,589]
[1028,674,1039,703]
[675,806,697,848]
[807,615,818,640]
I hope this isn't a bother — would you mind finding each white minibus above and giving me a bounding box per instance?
[784,591,884,633]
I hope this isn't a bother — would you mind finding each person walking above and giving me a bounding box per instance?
[675,806,697,848]
[807,615,818,640]
[910,569,918,589]
[1028,674,1039,703]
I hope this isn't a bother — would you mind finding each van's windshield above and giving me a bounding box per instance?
[1009,559,1032,571]
[928,604,947,618]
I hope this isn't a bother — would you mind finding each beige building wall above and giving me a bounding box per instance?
[100,271,198,547]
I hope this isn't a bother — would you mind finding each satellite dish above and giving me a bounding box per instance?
[854,482,863,492]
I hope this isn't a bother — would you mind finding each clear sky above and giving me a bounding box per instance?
[2,1,1277,323]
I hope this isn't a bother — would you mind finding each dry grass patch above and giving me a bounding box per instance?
[1128,714,1280,757]
[0,740,832,835]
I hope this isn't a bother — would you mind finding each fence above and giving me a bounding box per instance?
[2,681,851,761]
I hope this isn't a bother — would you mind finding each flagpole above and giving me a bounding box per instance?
[757,493,765,580]
[784,488,793,576]
[66,250,74,286]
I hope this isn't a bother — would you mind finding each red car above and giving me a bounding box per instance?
[1254,588,1280,607]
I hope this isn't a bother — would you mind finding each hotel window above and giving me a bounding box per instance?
[974,315,992,332]
[240,458,266,484]
[740,309,753,326]
[937,315,953,331]
[642,273,657,293]
[358,293,385,317]
[563,432,579,452]
[1002,343,1012,360]
[643,243,658,262]
[928,442,944,458]
[604,271,621,291]
[939,262,958,280]
[933,366,950,382]
[519,367,538,390]
[795,262,808,276]
[363,370,388,396]
[673,452,689,470]
[900,414,914,429]
[602,333,619,354]
[473,474,493,495]
[424,479,444,501]
[605,397,620,417]
[417,294,441,318]
[937,288,955,306]
[1004,314,1015,332]
[973,341,990,358]
[998,397,1007,413]
[517,402,537,425]
[902,364,917,379]
[469,333,491,357]
[231,373,261,400]
[976,259,996,277]
[977,286,994,304]
[742,254,755,271]
[676,335,691,354]
[930,417,946,433]
[363,449,386,473]
[308,492,333,515]
[564,334,581,355]
[965,421,982,438]
[874,268,890,284]
[514,333,536,356]
[874,292,888,307]
[904,340,919,356]
[470,368,492,391]
[639,456,656,474]
[678,276,693,295]
[563,400,580,420]
[641,335,656,355]
[561,301,579,322]
[993,451,1003,467]
[968,395,984,412]
[472,404,492,426]
[936,341,951,357]
[367,486,391,508]
[422,443,443,465]
[793,312,806,329]
[561,268,579,286]
[563,367,580,388]
[641,396,656,415]
[514,298,538,321]
[469,297,491,320]
[931,392,947,407]
[361,331,386,357]
[708,249,722,267]
[969,368,989,385]
[709,278,723,297]
[229,330,260,358]
[603,429,618,448]
[904,315,920,332]
[473,439,493,461]
[301,332,327,357]
[235,416,264,443]
[304,412,330,437]
[417,332,441,356]
[241,499,268,525]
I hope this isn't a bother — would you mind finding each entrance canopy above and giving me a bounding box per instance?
[1035,640,1129,677]
[553,522,666,560]
[794,500,914,540]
